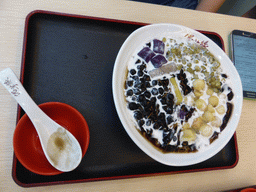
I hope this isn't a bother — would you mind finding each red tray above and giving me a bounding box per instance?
[12,10,239,187]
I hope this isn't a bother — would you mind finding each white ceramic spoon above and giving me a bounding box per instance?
[0,68,82,172]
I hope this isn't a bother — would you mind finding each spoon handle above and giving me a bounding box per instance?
[0,68,39,116]
[0,68,54,133]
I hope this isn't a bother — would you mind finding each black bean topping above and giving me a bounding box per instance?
[220,102,233,131]
[130,69,136,75]
[146,120,152,126]
[161,79,169,87]
[167,93,174,100]
[160,97,167,105]
[138,70,144,77]
[150,97,156,103]
[126,89,133,96]
[227,89,234,101]
[128,102,139,110]
[151,88,158,95]
[145,81,151,88]
[135,59,141,64]
[177,69,192,95]
[153,122,160,129]
[165,145,177,152]
[134,111,143,120]
[182,141,188,146]
[137,94,146,102]
[185,107,195,121]
[158,87,164,95]
[221,74,228,78]
[152,80,158,86]
[210,131,219,143]
[144,91,151,98]
[143,75,151,82]
[163,106,173,114]
[138,119,145,127]
[163,130,173,145]
[146,128,153,135]
[166,115,174,124]
[127,80,133,87]
[137,64,146,71]
[131,75,139,81]
[133,89,141,95]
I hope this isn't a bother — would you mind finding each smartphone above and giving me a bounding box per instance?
[231,30,256,99]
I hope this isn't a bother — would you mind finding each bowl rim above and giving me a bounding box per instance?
[112,23,243,166]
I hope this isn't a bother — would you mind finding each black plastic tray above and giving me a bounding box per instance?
[12,10,239,187]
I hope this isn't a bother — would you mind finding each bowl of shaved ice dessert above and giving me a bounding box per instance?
[112,23,243,166]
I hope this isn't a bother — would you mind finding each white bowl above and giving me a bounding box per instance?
[112,23,243,166]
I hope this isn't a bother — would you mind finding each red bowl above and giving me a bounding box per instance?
[13,102,90,175]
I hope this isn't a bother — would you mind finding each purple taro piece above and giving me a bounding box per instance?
[153,39,165,54]
[179,110,187,119]
[137,47,155,63]
[151,55,167,68]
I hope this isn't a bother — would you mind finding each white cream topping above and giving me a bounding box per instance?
[125,37,233,152]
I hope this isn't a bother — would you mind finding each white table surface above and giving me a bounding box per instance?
[0,0,256,191]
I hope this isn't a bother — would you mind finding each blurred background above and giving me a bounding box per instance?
[218,0,256,19]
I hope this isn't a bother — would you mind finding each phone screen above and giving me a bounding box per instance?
[232,30,256,99]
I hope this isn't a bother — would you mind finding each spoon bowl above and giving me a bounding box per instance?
[14,102,90,175]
